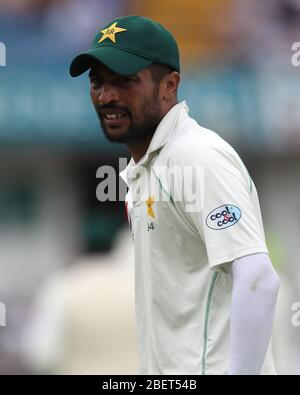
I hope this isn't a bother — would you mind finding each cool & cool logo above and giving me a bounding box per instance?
[206,204,241,230]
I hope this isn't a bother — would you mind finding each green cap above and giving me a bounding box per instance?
[69,15,180,77]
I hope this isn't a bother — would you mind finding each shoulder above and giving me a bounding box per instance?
[165,117,241,169]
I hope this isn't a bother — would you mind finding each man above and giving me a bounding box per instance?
[70,15,280,375]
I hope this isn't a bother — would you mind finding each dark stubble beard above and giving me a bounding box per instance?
[97,89,163,144]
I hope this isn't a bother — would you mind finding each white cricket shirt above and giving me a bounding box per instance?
[120,101,276,375]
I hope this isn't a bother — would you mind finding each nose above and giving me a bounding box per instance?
[97,83,120,104]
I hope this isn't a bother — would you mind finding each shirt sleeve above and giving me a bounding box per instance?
[228,253,279,375]
[172,139,269,270]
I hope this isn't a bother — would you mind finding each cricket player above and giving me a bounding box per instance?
[70,16,280,375]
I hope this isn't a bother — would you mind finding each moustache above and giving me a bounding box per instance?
[97,104,131,117]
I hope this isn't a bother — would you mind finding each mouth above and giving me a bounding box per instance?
[100,109,130,128]
[103,113,128,121]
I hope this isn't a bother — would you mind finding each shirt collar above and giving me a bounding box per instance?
[120,101,189,186]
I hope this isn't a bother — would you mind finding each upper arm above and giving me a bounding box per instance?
[169,139,269,270]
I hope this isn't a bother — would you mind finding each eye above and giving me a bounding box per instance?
[117,77,136,85]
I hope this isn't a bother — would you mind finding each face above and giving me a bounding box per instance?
[89,63,163,144]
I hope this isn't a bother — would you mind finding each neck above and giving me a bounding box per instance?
[127,100,178,163]
[126,134,153,163]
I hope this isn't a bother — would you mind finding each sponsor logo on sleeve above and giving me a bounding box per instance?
[206,204,241,230]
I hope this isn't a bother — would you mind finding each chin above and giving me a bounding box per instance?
[102,127,131,143]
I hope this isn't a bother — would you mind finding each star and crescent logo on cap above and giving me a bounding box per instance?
[98,22,127,44]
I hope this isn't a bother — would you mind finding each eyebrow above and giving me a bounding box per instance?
[89,68,103,78]
[88,69,112,79]
[88,70,140,82]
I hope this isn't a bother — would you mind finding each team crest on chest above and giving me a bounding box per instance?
[146,197,156,219]
[146,197,156,231]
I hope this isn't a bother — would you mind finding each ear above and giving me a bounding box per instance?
[161,71,180,100]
